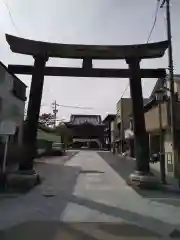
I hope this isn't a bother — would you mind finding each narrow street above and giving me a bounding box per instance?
[1,151,180,239]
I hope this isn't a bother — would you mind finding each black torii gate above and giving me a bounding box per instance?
[6,34,168,186]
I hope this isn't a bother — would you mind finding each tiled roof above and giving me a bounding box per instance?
[150,74,180,100]
[70,114,102,125]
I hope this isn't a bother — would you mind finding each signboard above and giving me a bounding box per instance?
[0,120,16,135]
[0,120,17,173]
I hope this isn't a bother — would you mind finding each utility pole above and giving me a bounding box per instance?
[161,0,178,178]
[52,100,58,128]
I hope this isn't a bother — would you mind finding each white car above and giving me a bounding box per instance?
[52,142,65,152]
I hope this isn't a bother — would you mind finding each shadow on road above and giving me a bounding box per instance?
[98,152,180,207]
[64,193,178,237]
[0,221,99,240]
[1,191,179,239]
[98,152,135,182]
[0,162,80,232]
[1,150,180,238]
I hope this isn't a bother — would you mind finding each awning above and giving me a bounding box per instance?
[125,129,134,139]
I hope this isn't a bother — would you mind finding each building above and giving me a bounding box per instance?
[103,114,116,150]
[143,75,180,180]
[0,62,26,145]
[116,98,132,153]
[116,97,149,153]
[120,75,180,182]
[66,114,105,149]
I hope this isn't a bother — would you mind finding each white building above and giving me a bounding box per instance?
[0,62,26,145]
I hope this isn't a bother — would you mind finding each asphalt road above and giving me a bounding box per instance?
[1,150,180,239]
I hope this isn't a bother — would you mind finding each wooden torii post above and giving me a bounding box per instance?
[6,34,168,186]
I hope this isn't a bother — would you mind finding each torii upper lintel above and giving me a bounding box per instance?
[6,34,168,60]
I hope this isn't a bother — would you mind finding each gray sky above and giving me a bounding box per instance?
[0,0,180,121]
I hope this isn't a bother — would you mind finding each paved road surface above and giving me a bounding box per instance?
[1,150,180,239]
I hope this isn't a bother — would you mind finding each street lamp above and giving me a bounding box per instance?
[154,88,167,184]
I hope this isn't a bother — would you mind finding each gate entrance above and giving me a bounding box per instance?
[6,34,168,185]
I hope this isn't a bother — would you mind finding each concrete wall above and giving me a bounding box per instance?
[116,98,132,130]
[145,102,168,132]
[150,131,177,184]
[110,119,119,143]
[110,121,115,143]
[116,100,121,124]
[0,64,25,144]
[121,98,132,129]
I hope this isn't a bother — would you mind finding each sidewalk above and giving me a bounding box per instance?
[150,161,179,187]
[0,152,80,229]
[99,151,180,202]
[117,153,180,191]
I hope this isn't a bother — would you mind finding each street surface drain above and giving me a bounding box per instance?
[42,194,56,197]
[80,170,104,174]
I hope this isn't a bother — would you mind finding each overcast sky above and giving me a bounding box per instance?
[0,0,180,121]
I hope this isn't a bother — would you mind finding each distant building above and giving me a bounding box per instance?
[0,62,26,145]
[66,114,105,149]
[116,98,132,153]
[143,75,180,179]
[116,97,149,153]
[103,114,116,150]
[121,75,180,182]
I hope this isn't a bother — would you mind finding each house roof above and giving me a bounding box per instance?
[127,98,156,118]
[150,74,180,100]
[0,61,27,88]
[149,78,164,100]
[103,114,116,122]
[38,123,56,133]
[143,98,157,113]
[24,121,56,133]
[69,114,102,125]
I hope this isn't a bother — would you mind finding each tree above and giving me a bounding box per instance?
[39,113,54,127]
[56,123,72,148]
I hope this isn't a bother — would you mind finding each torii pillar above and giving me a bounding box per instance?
[126,58,152,186]
[20,54,48,171]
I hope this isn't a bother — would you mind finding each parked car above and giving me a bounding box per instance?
[149,153,160,163]
[52,142,65,153]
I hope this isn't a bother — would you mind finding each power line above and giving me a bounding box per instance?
[3,0,20,35]
[41,102,94,110]
[146,0,161,43]
[120,82,130,99]
[56,103,93,110]
[160,0,166,8]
